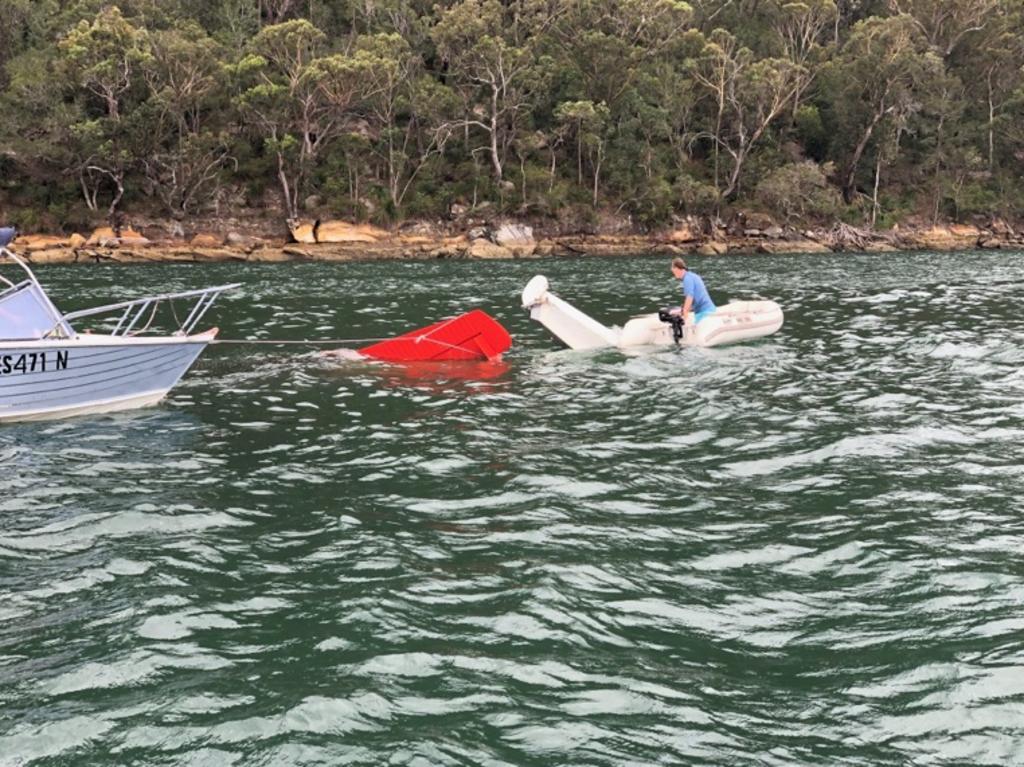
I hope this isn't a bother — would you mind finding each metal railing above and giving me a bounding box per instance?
[61,283,241,336]
[2,244,239,338]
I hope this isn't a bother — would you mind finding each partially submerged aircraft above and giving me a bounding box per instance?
[358,309,512,363]
[521,275,783,350]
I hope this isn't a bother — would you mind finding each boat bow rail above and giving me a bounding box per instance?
[60,283,241,337]
[2,244,238,339]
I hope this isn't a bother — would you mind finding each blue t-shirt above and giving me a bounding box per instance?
[680,271,715,314]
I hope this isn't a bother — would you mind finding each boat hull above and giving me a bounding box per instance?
[618,301,785,348]
[0,334,212,422]
[522,275,783,350]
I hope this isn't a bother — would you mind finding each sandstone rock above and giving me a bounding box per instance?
[398,219,442,236]
[190,233,224,248]
[248,248,295,262]
[765,226,785,240]
[991,218,1014,236]
[16,235,68,252]
[429,246,461,259]
[979,237,1005,250]
[450,202,468,219]
[744,212,776,230]
[192,248,246,263]
[85,227,149,247]
[226,232,263,250]
[86,227,118,247]
[27,249,76,264]
[864,241,899,253]
[117,227,148,245]
[744,228,764,238]
[494,223,536,256]
[316,220,386,244]
[467,226,489,241]
[68,233,87,249]
[118,236,152,247]
[494,223,533,246]
[289,221,317,244]
[758,239,831,255]
[949,224,980,238]
[468,239,513,259]
[697,240,728,256]
[668,225,699,243]
[535,240,556,257]
[914,226,962,251]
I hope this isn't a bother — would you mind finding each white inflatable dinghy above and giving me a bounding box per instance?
[521,275,783,350]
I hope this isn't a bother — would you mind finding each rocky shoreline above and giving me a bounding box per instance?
[8,217,1024,266]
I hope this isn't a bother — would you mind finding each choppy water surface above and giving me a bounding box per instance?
[3,251,1024,766]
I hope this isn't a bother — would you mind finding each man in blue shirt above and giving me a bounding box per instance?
[670,257,716,324]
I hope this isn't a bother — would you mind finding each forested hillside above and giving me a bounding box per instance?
[1,0,1022,234]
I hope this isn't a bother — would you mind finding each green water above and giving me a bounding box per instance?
[3,251,1024,766]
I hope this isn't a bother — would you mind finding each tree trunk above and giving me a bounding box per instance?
[489,87,503,181]
[987,70,995,171]
[843,103,888,204]
[932,109,947,225]
[721,146,746,201]
[277,152,297,221]
[871,151,882,228]
[106,170,125,223]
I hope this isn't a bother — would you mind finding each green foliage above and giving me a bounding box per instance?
[0,0,1022,229]
[674,174,719,214]
[755,161,840,221]
[794,104,827,160]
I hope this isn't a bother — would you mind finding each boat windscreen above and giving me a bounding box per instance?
[0,281,71,340]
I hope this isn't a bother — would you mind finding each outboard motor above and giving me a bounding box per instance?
[658,308,686,344]
[0,227,16,249]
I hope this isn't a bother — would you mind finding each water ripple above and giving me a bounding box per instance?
[3,253,1024,765]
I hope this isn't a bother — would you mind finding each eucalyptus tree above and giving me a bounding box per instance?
[59,6,153,220]
[0,0,47,87]
[951,3,1024,171]
[547,0,693,108]
[431,0,539,184]
[827,13,942,203]
[885,0,1001,59]
[261,0,304,25]
[347,34,458,210]
[216,0,262,47]
[234,19,361,220]
[140,25,231,216]
[769,0,836,116]
[688,28,810,200]
[554,100,610,204]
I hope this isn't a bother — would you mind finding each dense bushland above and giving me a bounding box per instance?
[1,0,1021,232]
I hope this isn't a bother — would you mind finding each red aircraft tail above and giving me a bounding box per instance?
[358,309,512,362]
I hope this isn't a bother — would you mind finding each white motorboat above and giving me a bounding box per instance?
[0,230,238,421]
[521,275,783,350]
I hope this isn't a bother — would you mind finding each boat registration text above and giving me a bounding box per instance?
[0,351,69,375]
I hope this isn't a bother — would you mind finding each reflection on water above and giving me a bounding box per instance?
[3,252,1024,766]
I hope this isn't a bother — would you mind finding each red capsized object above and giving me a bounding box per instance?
[358,309,512,362]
